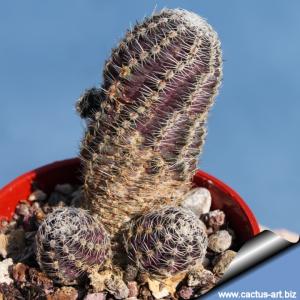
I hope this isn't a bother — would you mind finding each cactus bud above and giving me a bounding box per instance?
[123,206,208,277]
[35,207,111,285]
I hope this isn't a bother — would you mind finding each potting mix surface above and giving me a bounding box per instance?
[0,183,238,300]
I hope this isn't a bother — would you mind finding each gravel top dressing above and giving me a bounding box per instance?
[0,183,237,299]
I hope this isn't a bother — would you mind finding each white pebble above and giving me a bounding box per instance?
[181,187,212,216]
[28,190,47,202]
[0,258,13,285]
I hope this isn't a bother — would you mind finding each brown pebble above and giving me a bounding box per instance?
[124,265,138,282]
[127,281,138,298]
[213,250,237,276]
[178,286,193,299]
[47,287,78,300]
[7,228,25,260]
[12,263,28,283]
[137,271,148,284]
[139,285,153,300]
[201,210,225,232]
[29,268,54,294]
[208,230,232,253]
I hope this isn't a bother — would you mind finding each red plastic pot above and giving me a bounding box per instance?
[0,158,260,244]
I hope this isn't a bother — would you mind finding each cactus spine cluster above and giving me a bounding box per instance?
[35,207,111,285]
[124,206,208,277]
[77,8,223,237]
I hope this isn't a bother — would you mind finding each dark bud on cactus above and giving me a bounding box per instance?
[76,88,104,119]
[35,207,111,285]
[78,8,223,236]
[123,206,208,277]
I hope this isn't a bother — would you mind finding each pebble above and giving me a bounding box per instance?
[181,187,211,216]
[105,276,129,299]
[124,265,138,282]
[202,257,210,268]
[54,183,74,195]
[47,287,78,300]
[15,203,30,217]
[201,209,225,231]
[127,281,138,298]
[12,263,28,283]
[177,286,193,299]
[28,268,54,294]
[0,283,23,299]
[84,292,107,300]
[28,190,47,202]
[48,192,68,207]
[6,228,25,260]
[89,269,111,292]
[147,278,169,299]
[187,268,216,288]
[70,189,84,207]
[0,220,8,232]
[0,234,8,258]
[2,181,240,299]
[139,285,154,300]
[213,250,237,276]
[0,258,13,285]
[208,230,232,253]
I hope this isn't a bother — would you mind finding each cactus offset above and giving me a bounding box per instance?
[35,207,111,285]
[77,8,223,236]
[123,206,208,278]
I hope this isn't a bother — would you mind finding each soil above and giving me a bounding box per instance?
[0,183,238,300]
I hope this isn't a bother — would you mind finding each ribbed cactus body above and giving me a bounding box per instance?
[35,207,111,285]
[78,8,222,236]
[124,206,208,277]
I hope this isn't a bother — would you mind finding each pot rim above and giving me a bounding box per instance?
[0,157,260,236]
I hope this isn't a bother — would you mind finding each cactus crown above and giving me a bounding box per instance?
[124,206,208,277]
[35,207,111,285]
[77,8,222,236]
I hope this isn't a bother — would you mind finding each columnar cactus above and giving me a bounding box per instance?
[123,206,208,277]
[35,207,111,285]
[77,8,222,236]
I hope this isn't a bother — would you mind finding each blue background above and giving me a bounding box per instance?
[0,0,299,298]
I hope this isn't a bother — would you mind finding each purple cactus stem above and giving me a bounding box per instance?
[35,207,111,285]
[124,206,208,277]
[77,8,223,237]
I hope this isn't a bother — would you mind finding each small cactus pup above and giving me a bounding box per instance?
[123,206,208,278]
[35,207,111,285]
[77,8,223,236]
